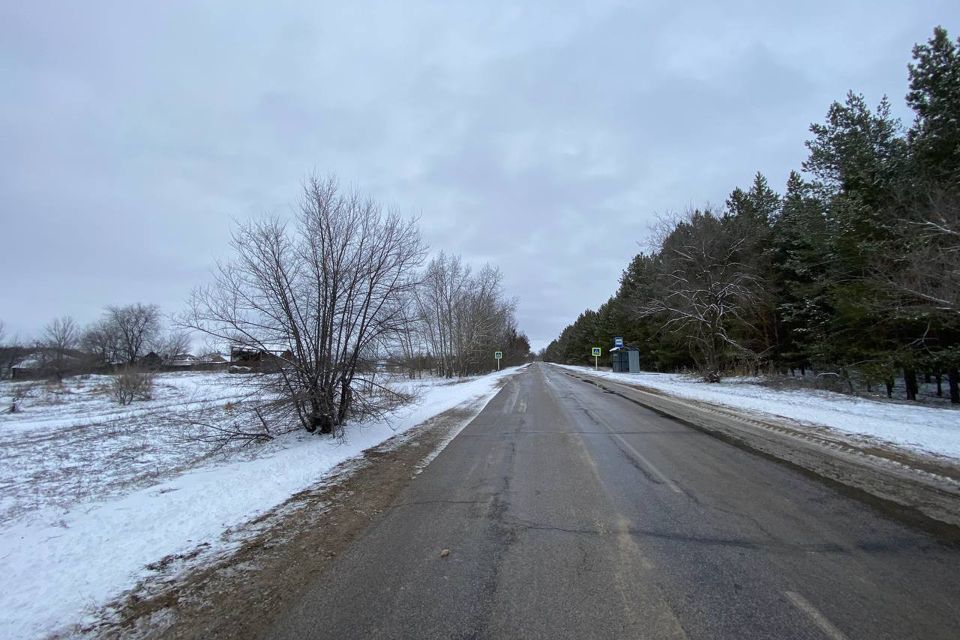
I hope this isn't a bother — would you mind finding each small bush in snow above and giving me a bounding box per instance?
[111,367,154,405]
[8,382,37,413]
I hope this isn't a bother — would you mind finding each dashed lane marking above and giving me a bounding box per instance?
[610,432,684,495]
[785,591,850,640]
[546,366,685,495]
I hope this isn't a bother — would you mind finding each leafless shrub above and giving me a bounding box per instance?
[183,174,427,437]
[167,387,290,454]
[111,367,155,406]
[351,374,417,417]
[174,412,276,454]
[8,382,37,413]
[40,380,69,405]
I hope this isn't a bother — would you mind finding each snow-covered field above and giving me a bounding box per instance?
[559,365,960,460]
[0,372,250,524]
[0,367,521,639]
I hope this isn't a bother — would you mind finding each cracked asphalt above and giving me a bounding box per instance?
[268,363,960,639]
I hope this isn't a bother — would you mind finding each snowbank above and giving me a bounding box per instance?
[558,365,960,460]
[0,367,520,639]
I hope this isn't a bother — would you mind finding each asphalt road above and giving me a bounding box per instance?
[269,363,960,639]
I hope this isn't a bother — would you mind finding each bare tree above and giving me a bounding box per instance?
[151,330,193,361]
[413,253,518,377]
[634,209,761,381]
[81,319,122,366]
[42,316,79,379]
[44,316,78,351]
[184,175,426,436]
[107,303,161,364]
[873,189,960,404]
[0,320,23,380]
[392,292,428,378]
[454,264,515,374]
[415,252,470,377]
[883,190,960,313]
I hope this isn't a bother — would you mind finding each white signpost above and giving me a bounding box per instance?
[591,347,602,370]
[495,350,503,370]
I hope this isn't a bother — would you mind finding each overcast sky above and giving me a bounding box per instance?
[2,1,958,350]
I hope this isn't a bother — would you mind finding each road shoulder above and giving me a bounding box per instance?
[557,367,960,534]
[88,402,491,640]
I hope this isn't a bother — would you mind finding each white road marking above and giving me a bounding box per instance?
[785,591,850,640]
[545,366,684,495]
[616,516,656,570]
[506,382,520,413]
[610,433,684,494]
[518,399,527,414]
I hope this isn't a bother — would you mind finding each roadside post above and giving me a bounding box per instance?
[591,347,602,370]
[495,351,502,371]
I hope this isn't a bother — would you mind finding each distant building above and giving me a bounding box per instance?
[198,352,228,364]
[168,353,198,367]
[229,345,293,371]
[10,350,85,379]
[139,352,163,369]
[11,355,43,380]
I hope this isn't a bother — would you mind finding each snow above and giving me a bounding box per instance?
[558,365,960,460]
[0,367,521,639]
[0,373,252,524]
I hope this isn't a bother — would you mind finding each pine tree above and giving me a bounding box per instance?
[545,28,959,399]
[907,27,960,185]
[900,27,960,402]
[771,171,830,371]
[726,172,781,369]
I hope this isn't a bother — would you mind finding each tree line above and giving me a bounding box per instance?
[544,27,960,404]
[0,303,191,381]
[3,176,531,435]
[404,251,529,378]
[181,175,530,436]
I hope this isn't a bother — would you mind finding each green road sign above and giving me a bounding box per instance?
[494,351,503,360]
[591,347,602,357]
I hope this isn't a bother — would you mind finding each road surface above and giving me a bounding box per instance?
[269,363,960,639]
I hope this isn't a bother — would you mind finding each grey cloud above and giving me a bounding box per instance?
[1,1,958,350]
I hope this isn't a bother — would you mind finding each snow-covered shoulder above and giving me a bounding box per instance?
[0,366,523,640]
[556,365,960,461]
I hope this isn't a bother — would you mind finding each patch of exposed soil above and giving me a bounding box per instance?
[91,406,477,640]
